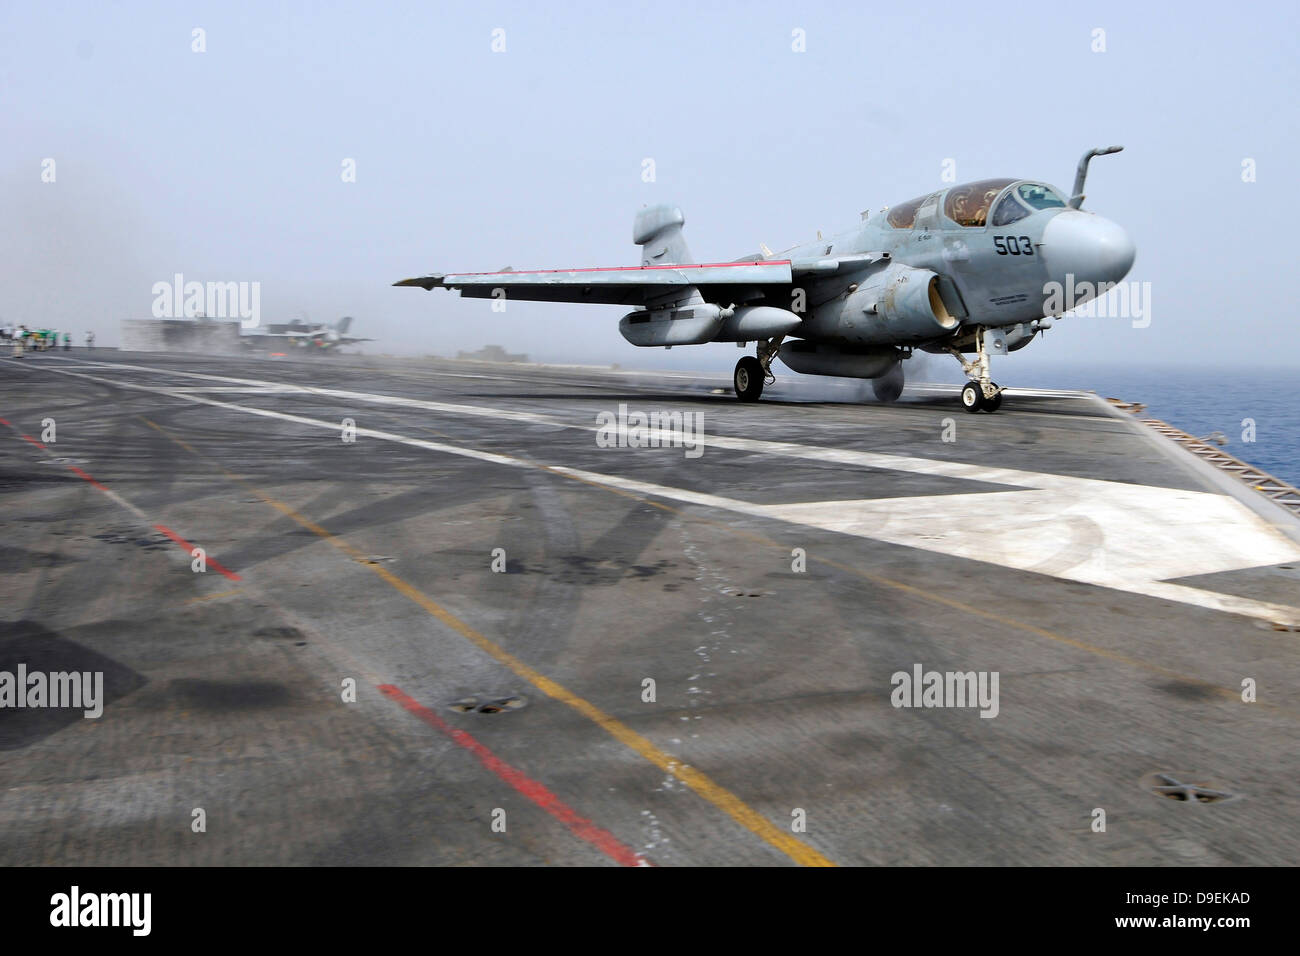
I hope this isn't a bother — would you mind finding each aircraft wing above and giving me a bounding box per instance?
[395,260,796,306]
[789,252,890,275]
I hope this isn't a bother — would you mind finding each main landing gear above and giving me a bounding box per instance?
[733,336,783,402]
[948,327,1005,414]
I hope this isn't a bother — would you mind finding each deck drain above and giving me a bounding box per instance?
[449,695,527,715]
[1142,772,1239,805]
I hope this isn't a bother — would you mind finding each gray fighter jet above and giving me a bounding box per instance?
[397,148,1133,411]
[241,316,371,353]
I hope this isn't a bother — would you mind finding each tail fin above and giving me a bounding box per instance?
[335,316,353,334]
[633,205,693,266]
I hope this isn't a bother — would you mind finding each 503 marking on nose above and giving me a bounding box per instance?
[993,236,1034,256]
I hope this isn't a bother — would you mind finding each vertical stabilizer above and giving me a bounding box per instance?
[633,205,693,266]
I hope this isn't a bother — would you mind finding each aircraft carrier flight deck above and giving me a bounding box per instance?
[2,350,1298,867]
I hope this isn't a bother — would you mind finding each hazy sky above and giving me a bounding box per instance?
[2,0,1297,371]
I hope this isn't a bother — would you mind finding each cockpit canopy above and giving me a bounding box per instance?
[886,180,1066,229]
[991,182,1066,225]
[944,179,1015,227]
[885,193,932,229]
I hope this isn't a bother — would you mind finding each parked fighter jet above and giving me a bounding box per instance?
[241,316,370,353]
[396,148,1134,411]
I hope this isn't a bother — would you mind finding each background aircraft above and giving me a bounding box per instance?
[241,316,371,353]
[399,148,1133,412]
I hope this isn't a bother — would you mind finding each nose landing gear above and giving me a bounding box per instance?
[960,380,1002,412]
[948,327,1006,413]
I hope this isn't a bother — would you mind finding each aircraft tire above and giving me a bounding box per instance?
[984,386,1002,412]
[734,357,764,402]
[960,381,985,413]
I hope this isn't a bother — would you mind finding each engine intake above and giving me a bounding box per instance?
[839,263,960,345]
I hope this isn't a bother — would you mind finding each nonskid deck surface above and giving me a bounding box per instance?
[2,350,1297,866]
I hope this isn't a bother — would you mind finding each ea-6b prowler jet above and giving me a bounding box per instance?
[397,148,1134,412]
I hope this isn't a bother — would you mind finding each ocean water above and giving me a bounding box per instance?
[1011,365,1300,488]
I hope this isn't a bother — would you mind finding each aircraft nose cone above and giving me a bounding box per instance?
[1042,210,1136,289]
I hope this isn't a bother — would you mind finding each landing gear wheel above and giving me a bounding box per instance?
[872,362,905,403]
[734,356,764,402]
[960,381,985,413]
[984,385,1002,412]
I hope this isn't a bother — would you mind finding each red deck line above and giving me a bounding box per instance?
[67,465,108,491]
[379,684,649,867]
[152,524,243,582]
